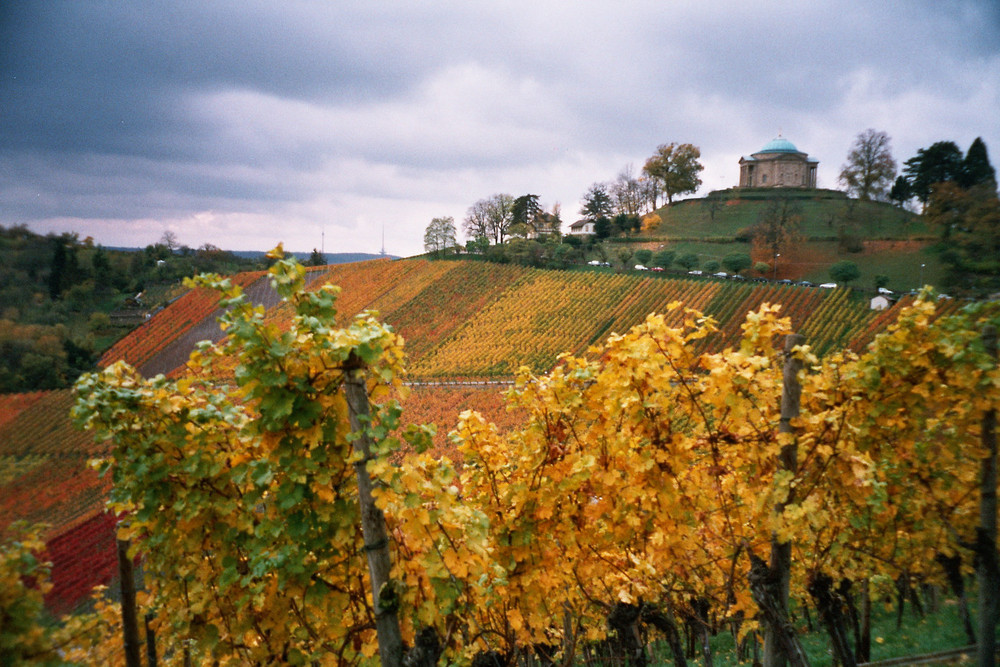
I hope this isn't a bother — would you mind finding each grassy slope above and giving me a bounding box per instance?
[627,191,939,293]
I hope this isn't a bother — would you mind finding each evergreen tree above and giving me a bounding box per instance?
[581,183,614,221]
[961,137,997,189]
[903,141,964,206]
[308,248,326,266]
[511,194,542,236]
[889,175,912,208]
[48,236,69,299]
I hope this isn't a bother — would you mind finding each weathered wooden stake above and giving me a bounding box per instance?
[117,537,142,667]
[145,611,158,667]
[977,325,998,667]
[763,333,806,667]
[344,351,404,667]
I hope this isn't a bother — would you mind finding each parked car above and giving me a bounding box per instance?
[877,287,893,294]
[713,271,728,278]
[797,280,815,287]
[730,274,746,281]
[688,270,703,276]
[634,264,649,271]
[777,279,793,285]
[819,282,837,289]
[650,266,664,272]
[587,260,601,266]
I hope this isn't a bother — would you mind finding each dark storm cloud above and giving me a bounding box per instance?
[1,1,997,255]
[0,2,423,159]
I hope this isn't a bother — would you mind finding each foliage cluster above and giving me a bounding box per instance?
[900,137,1000,293]
[0,225,267,392]
[31,254,995,666]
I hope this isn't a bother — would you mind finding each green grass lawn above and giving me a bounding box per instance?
[605,191,943,292]
[663,587,994,667]
[799,242,945,293]
[651,192,926,241]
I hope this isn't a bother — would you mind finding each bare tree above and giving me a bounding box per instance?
[839,129,897,201]
[464,194,515,245]
[611,164,647,216]
[159,230,179,251]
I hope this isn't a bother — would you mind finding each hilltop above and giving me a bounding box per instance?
[623,189,936,292]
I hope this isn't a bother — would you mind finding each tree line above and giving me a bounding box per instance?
[0,226,268,393]
[427,132,997,295]
[423,143,704,256]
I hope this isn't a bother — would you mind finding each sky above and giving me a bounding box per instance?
[2,1,998,259]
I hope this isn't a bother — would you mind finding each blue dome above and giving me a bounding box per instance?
[758,136,799,154]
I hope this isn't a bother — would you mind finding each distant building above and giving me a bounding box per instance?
[739,135,818,188]
[568,219,595,235]
[870,295,891,311]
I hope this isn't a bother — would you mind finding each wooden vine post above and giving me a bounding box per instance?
[344,351,404,667]
[117,537,142,667]
[762,333,808,667]
[978,324,998,667]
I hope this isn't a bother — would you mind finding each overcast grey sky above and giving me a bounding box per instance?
[2,1,998,257]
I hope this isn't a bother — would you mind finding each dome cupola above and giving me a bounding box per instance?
[757,135,799,154]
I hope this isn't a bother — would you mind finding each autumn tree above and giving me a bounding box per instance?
[926,182,1000,292]
[838,129,897,201]
[424,216,458,257]
[641,212,662,232]
[0,523,58,664]
[73,251,453,665]
[642,142,704,205]
[752,197,803,263]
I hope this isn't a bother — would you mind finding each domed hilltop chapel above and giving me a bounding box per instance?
[738,134,819,188]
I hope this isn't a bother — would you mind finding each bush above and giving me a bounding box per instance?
[829,260,861,285]
[653,249,676,269]
[722,252,752,274]
[677,253,699,270]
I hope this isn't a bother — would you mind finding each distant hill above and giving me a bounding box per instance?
[230,250,398,263]
[617,190,938,292]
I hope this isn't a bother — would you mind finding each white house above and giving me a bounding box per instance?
[870,295,891,311]
[568,219,595,235]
